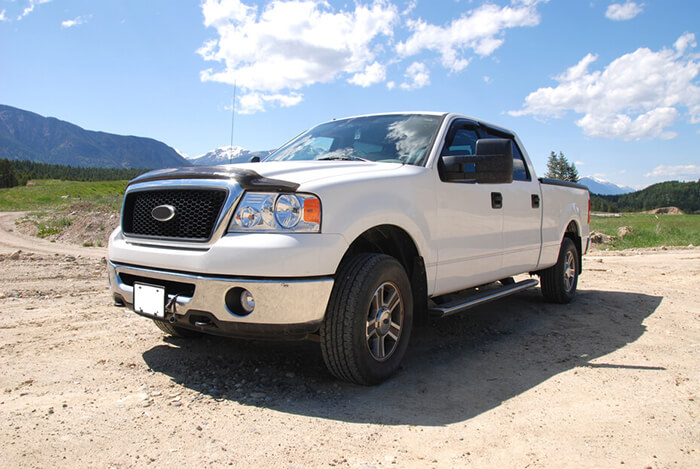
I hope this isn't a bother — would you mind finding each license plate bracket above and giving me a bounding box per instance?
[133,282,166,318]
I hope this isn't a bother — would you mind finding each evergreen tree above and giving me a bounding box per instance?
[0,159,19,188]
[545,151,579,182]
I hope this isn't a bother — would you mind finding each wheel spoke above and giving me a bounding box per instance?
[388,321,401,340]
[386,289,400,312]
[376,336,386,359]
[366,320,377,338]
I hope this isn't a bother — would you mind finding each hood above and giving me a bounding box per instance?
[129,161,403,191]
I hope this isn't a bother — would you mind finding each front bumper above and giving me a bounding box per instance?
[108,261,334,339]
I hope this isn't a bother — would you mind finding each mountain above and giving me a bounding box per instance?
[0,104,190,169]
[579,176,634,195]
[186,145,272,165]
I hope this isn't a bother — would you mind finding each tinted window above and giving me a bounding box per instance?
[442,125,479,156]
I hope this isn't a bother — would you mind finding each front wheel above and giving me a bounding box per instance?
[540,237,579,303]
[320,253,413,385]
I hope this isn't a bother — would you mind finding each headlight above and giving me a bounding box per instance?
[228,192,321,233]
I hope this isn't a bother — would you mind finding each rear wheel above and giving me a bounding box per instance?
[540,237,579,303]
[320,253,413,385]
[153,319,201,338]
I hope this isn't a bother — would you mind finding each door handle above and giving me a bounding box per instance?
[491,192,503,209]
[531,194,540,208]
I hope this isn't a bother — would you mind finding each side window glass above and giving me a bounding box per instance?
[510,142,530,181]
[441,125,479,156]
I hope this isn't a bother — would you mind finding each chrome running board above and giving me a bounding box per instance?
[429,279,539,318]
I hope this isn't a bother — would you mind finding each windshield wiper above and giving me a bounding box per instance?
[317,155,371,162]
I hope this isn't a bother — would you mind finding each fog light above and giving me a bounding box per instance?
[240,289,255,314]
[225,287,255,316]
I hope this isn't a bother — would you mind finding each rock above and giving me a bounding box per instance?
[64,255,76,262]
[590,231,614,244]
[9,250,21,260]
[617,226,633,239]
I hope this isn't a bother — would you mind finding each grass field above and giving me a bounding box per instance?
[591,213,700,250]
[2,180,699,251]
[0,179,127,212]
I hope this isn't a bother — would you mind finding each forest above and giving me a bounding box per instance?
[590,181,699,213]
[0,159,147,188]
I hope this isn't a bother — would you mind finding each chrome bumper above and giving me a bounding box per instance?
[108,261,333,335]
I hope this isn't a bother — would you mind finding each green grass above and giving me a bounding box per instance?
[0,179,127,211]
[37,215,72,237]
[591,213,700,250]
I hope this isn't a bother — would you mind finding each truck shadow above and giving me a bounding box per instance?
[142,288,662,426]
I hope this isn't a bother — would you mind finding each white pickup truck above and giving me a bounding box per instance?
[108,112,590,384]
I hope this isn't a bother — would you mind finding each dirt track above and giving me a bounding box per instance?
[0,212,698,468]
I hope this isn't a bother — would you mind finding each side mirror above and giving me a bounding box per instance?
[249,156,261,163]
[441,138,513,184]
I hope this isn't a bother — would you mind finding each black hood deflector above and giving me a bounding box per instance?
[127,166,300,192]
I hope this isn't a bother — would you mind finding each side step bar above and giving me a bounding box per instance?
[429,279,539,318]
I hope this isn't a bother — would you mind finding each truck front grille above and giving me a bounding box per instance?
[122,189,228,241]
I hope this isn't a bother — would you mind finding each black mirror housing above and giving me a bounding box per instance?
[441,138,514,184]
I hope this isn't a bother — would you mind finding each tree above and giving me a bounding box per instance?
[0,159,19,188]
[545,151,579,182]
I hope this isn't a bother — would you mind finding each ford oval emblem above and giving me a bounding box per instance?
[151,204,176,222]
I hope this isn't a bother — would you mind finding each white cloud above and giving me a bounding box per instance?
[348,62,387,87]
[0,10,7,22]
[396,0,546,72]
[400,62,430,90]
[61,15,91,29]
[18,0,52,20]
[644,164,700,180]
[510,33,700,140]
[198,0,398,112]
[237,91,304,114]
[605,2,643,21]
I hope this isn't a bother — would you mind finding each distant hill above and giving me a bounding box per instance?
[579,176,634,195]
[0,104,190,169]
[186,145,272,165]
[591,180,699,213]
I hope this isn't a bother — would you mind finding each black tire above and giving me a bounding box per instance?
[153,319,201,338]
[540,237,579,304]
[320,253,413,385]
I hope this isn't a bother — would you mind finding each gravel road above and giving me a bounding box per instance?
[0,213,698,468]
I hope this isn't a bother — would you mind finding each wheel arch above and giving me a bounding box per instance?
[338,224,428,321]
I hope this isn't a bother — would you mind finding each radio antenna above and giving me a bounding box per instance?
[229,81,236,164]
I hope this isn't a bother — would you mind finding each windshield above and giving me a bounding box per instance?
[266,114,443,166]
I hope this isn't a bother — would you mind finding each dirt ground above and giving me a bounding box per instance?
[0,211,698,468]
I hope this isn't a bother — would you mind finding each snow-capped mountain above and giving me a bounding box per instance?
[579,176,634,195]
[185,146,272,166]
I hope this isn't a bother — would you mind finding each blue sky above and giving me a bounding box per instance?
[1,0,699,188]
